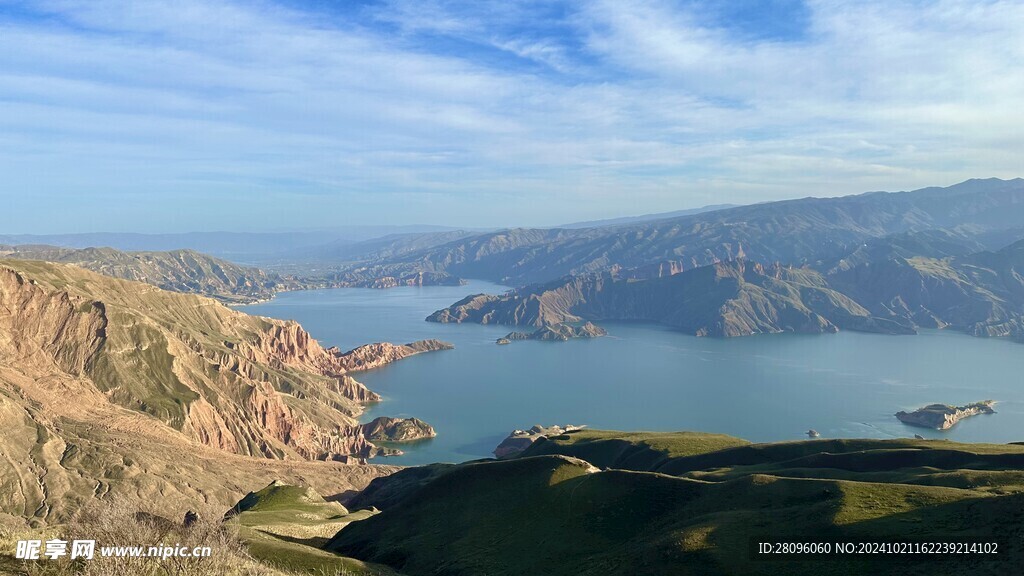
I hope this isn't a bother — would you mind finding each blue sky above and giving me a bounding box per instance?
[1,0,1022,233]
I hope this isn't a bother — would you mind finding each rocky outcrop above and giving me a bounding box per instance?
[895,401,996,430]
[493,425,585,459]
[335,339,454,372]
[501,322,607,343]
[360,417,437,442]
[238,320,352,375]
[426,294,514,325]
[332,375,382,404]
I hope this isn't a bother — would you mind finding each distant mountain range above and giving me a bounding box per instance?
[337,178,1024,287]
[0,244,282,303]
[0,225,468,263]
[280,230,480,264]
[429,237,1024,341]
[0,244,466,303]
[827,237,1024,338]
[422,179,1024,342]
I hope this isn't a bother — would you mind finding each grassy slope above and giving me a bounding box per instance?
[520,429,751,469]
[227,482,399,575]
[328,431,1024,576]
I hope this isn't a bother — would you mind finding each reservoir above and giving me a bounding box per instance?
[242,281,1024,465]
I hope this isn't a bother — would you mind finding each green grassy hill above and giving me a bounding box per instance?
[225,481,397,575]
[326,430,1024,576]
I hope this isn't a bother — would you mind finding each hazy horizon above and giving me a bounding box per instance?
[3,1,1024,233]
[3,178,1020,236]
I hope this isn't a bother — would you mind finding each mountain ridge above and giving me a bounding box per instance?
[0,245,281,303]
[333,178,1024,287]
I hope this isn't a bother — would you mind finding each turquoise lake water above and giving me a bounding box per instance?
[242,281,1024,465]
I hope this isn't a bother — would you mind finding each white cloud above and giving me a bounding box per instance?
[0,0,1022,232]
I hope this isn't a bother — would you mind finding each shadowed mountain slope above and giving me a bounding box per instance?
[826,239,1024,339]
[428,260,913,337]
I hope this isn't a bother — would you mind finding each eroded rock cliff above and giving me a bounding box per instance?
[0,260,424,523]
[0,261,400,463]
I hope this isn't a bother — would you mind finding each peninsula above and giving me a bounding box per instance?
[335,339,454,372]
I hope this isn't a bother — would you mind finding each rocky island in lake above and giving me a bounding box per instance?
[896,401,996,430]
[498,322,607,343]
[361,417,436,443]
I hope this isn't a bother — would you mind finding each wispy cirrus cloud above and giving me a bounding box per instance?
[0,0,1022,232]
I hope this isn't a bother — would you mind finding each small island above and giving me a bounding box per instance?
[497,322,607,344]
[895,401,996,430]
[361,417,437,442]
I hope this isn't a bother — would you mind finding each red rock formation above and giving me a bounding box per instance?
[336,340,453,373]
[0,262,430,466]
